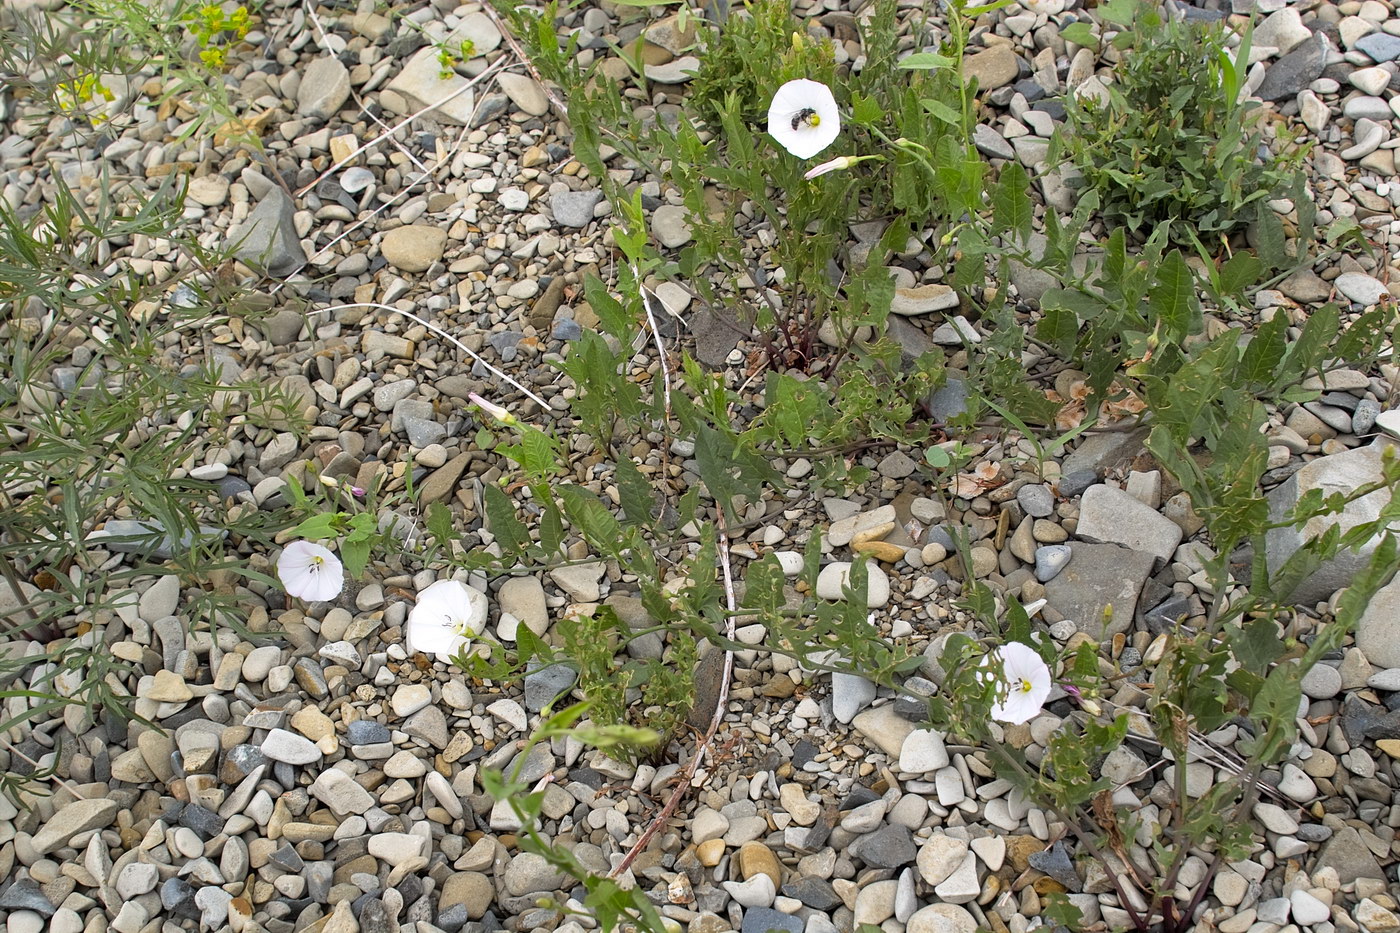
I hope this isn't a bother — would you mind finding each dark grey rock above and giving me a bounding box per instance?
[1057,469,1098,498]
[1061,429,1148,479]
[0,878,55,916]
[161,877,200,918]
[524,661,579,712]
[851,824,917,868]
[180,803,223,839]
[230,188,306,276]
[216,476,254,500]
[1144,594,1192,633]
[781,877,842,911]
[349,719,391,744]
[1296,823,1332,842]
[1043,542,1156,638]
[1028,840,1082,892]
[927,376,969,423]
[741,907,804,933]
[1255,33,1328,101]
[1341,695,1400,745]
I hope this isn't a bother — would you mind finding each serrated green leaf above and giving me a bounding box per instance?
[483,483,530,557]
[558,485,622,555]
[993,162,1033,241]
[1148,249,1201,342]
[613,454,656,527]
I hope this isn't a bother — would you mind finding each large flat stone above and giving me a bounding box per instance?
[1075,484,1183,567]
[1264,441,1399,606]
[1043,542,1155,638]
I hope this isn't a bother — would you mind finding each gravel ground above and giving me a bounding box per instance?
[2,0,1400,932]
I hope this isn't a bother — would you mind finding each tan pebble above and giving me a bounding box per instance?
[851,522,895,546]
[853,540,907,563]
[736,841,782,888]
[1376,739,1400,757]
[696,839,725,867]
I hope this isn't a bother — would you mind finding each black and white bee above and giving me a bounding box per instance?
[790,107,819,131]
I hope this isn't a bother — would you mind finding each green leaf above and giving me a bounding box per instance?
[920,97,961,125]
[1218,253,1263,297]
[425,502,453,544]
[558,485,623,555]
[341,536,370,579]
[1226,616,1285,672]
[899,52,955,70]
[1237,311,1287,387]
[613,454,656,527]
[583,274,634,342]
[483,484,530,557]
[1060,22,1097,47]
[851,93,883,125]
[1147,249,1201,342]
[291,512,342,540]
[992,162,1033,241]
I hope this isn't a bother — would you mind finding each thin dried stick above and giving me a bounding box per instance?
[482,4,570,117]
[302,0,432,179]
[312,302,549,410]
[609,510,737,879]
[292,57,509,200]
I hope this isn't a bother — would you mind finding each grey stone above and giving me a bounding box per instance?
[1061,429,1148,477]
[230,188,305,276]
[87,519,225,559]
[0,879,55,916]
[1255,33,1328,101]
[385,47,477,124]
[1027,840,1081,892]
[1043,542,1156,638]
[1335,272,1388,307]
[1340,695,1400,744]
[298,57,351,118]
[1034,544,1072,582]
[1265,442,1398,606]
[927,377,968,422]
[1017,483,1055,518]
[973,124,1014,160]
[1312,825,1386,884]
[516,663,574,721]
[1355,32,1400,62]
[741,908,803,933]
[852,824,917,868]
[551,190,604,228]
[1075,484,1183,566]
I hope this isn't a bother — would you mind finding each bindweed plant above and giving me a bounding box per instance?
[349,0,1394,929]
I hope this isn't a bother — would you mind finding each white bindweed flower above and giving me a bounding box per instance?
[986,641,1052,725]
[768,79,841,160]
[469,392,518,427]
[406,580,488,662]
[277,541,344,602]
